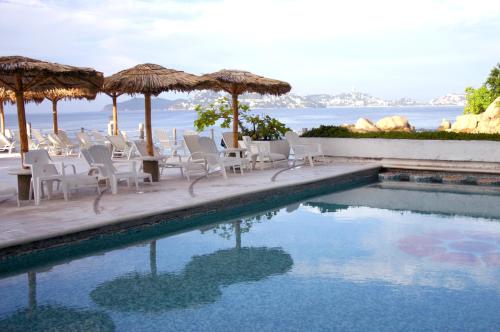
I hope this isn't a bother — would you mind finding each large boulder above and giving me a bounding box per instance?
[353,118,379,132]
[376,116,413,132]
[484,96,500,119]
[437,119,451,131]
[451,114,479,132]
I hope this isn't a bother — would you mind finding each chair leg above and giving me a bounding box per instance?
[308,156,314,167]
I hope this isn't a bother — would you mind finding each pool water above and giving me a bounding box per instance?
[1,183,500,331]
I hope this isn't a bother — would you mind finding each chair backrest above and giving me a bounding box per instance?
[133,140,161,158]
[58,130,73,146]
[32,129,48,143]
[4,129,14,140]
[183,134,202,154]
[222,132,239,148]
[91,131,106,143]
[242,136,260,155]
[198,137,222,167]
[107,135,127,150]
[284,131,301,145]
[24,149,51,166]
[48,133,64,147]
[76,132,92,145]
[87,145,115,176]
[0,132,10,145]
[25,150,59,179]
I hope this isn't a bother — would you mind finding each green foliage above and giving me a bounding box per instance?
[486,63,500,99]
[301,125,500,141]
[464,86,493,114]
[194,97,290,141]
[194,97,249,132]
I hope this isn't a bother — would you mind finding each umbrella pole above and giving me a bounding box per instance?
[231,94,239,148]
[51,99,58,134]
[0,101,4,135]
[145,93,153,156]
[14,74,29,163]
[143,93,159,182]
[112,94,118,136]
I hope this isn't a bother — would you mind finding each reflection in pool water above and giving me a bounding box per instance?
[1,184,500,331]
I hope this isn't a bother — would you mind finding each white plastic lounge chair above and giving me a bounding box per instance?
[0,132,15,153]
[86,145,151,194]
[47,133,74,155]
[154,128,185,156]
[25,150,99,205]
[31,129,50,150]
[0,182,19,207]
[197,136,250,178]
[58,130,77,151]
[91,131,107,145]
[242,136,287,170]
[222,131,240,148]
[285,131,325,167]
[107,134,134,159]
[76,132,95,150]
[133,140,189,177]
[4,128,14,141]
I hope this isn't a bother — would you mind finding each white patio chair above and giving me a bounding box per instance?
[4,128,14,141]
[0,132,15,153]
[47,133,73,155]
[197,136,251,179]
[91,131,107,145]
[154,128,185,156]
[241,136,287,170]
[58,130,77,153]
[285,131,325,167]
[76,132,94,150]
[31,129,50,150]
[25,150,99,205]
[107,134,134,159]
[133,140,190,178]
[86,145,151,194]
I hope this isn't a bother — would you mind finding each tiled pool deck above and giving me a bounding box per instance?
[0,154,380,255]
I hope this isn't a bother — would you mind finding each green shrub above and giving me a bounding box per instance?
[464,86,493,114]
[301,125,500,141]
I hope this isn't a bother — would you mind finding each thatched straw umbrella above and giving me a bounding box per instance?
[44,88,97,134]
[0,88,45,135]
[103,64,215,180]
[202,70,291,147]
[0,56,103,159]
[0,88,10,135]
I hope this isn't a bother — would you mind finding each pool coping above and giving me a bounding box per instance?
[0,165,381,259]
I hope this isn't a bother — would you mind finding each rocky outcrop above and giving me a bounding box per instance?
[375,116,413,132]
[346,115,414,133]
[437,119,451,131]
[450,97,500,134]
[353,118,379,132]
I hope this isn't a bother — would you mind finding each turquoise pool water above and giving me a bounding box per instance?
[1,183,500,331]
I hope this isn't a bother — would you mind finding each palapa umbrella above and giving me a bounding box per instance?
[203,69,291,147]
[0,88,44,135]
[0,272,115,332]
[102,85,123,136]
[103,63,215,156]
[44,88,97,134]
[0,56,103,160]
[91,246,293,313]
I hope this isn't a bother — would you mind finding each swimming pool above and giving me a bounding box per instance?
[1,183,500,331]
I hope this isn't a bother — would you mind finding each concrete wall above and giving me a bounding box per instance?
[302,137,500,163]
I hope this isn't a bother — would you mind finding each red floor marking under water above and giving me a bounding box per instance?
[397,230,500,267]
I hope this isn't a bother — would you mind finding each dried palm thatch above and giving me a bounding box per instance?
[104,64,216,158]
[0,88,44,135]
[203,69,291,96]
[103,64,216,96]
[202,69,292,147]
[0,56,103,159]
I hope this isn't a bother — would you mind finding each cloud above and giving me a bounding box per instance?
[0,0,499,102]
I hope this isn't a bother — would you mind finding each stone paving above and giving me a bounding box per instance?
[0,153,380,250]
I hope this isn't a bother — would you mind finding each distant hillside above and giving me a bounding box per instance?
[102,91,465,111]
[101,97,189,111]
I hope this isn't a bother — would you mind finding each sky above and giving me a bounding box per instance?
[1,0,499,112]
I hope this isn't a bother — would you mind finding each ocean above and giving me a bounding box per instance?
[3,106,464,137]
